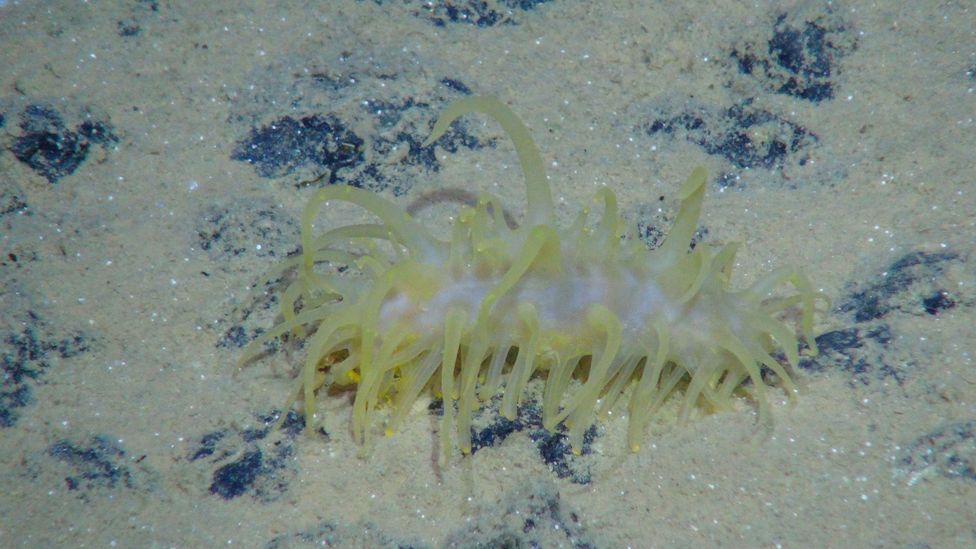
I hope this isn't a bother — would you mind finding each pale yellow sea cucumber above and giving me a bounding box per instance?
[239,96,824,456]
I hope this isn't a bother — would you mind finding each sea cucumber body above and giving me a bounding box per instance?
[379,261,712,359]
[242,97,822,456]
[379,265,662,339]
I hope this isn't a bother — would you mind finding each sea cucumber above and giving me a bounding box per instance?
[239,96,824,456]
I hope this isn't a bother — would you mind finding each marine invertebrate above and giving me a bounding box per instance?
[239,96,824,456]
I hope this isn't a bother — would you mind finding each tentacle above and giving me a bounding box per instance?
[712,243,740,288]
[477,225,560,327]
[713,327,771,429]
[789,270,821,354]
[478,344,513,400]
[679,353,717,424]
[310,223,396,251]
[658,167,707,262]
[745,340,798,402]
[288,307,359,435]
[627,320,670,451]
[456,325,489,454]
[501,302,540,420]
[676,248,712,304]
[423,96,554,227]
[439,308,468,458]
[749,267,824,355]
[301,186,446,273]
[566,304,622,454]
[753,314,801,367]
[595,355,642,420]
[237,303,344,368]
[593,187,620,256]
[349,270,398,446]
[277,278,307,332]
[542,352,582,430]
[387,350,441,435]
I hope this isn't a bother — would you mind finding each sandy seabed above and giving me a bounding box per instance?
[1,1,974,547]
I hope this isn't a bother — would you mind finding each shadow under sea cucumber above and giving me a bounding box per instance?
[238,96,826,457]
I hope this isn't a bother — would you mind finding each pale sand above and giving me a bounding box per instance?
[1,1,973,546]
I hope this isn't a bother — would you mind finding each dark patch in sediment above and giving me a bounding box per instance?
[228,43,487,196]
[444,476,594,548]
[801,250,972,386]
[186,410,310,502]
[728,9,857,103]
[430,396,596,485]
[643,99,818,178]
[46,435,156,500]
[2,101,118,183]
[1,311,92,428]
[897,421,976,483]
